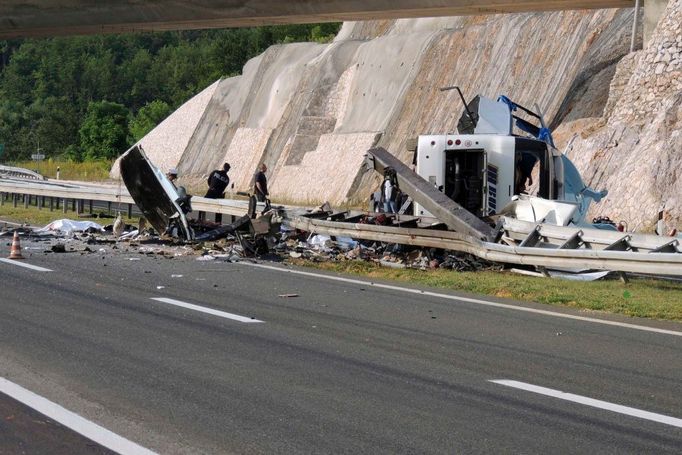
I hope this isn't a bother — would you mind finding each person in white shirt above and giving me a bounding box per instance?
[381,168,399,213]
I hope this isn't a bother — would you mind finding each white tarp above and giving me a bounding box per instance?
[38,219,104,234]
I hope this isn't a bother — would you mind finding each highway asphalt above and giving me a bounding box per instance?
[0,240,681,454]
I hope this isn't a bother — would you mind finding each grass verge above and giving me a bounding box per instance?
[11,159,113,181]
[287,259,682,322]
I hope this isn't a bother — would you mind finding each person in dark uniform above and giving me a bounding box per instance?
[254,163,268,202]
[205,163,231,199]
[204,163,231,223]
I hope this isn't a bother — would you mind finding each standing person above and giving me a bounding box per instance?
[204,163,231,223]
[381,167,399,213]
[254,163,268,202]
[205,163,231,199]
[166,168,192,214]
[167,168,178,188]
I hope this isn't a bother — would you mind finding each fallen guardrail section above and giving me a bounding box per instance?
[1,177,681,277]
[0,165,46,181]
[286,211,682,276]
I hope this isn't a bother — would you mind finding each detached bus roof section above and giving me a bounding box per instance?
[1,0,633,39]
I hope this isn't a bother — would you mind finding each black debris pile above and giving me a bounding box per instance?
[438,253,501,272]
[276,230,499,272]
[18,202,500,273]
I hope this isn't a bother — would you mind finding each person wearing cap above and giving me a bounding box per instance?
[167,168,178,188]
[205,163,231,199]
[166,167,192,214]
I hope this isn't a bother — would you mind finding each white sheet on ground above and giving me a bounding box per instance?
[37,219,104,234]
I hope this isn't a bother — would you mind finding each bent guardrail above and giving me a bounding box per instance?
[0,165,46,181]
[2,178,681,276]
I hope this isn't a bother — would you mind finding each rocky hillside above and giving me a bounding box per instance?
[110,5,682,231]
[556,0,682,232]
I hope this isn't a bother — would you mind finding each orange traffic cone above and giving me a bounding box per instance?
[8,231,24,260]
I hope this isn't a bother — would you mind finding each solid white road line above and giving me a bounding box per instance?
[490,379,682,429]
[0,258,52,272]
[238,262,682,337]
[150,297,264,323]
[0,377,156,455]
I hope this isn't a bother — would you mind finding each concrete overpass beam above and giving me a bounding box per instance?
[0,0,636,39]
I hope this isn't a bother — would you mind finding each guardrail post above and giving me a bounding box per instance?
[107,201,111,215]
[0,192,3,206]
[13,193,17,208]
[50,197,54,212]
[56,198,60,210]
[37,196,42,211]
[24,194,29,209]
[127,203,132,218]
[89,200,93,215]
[63,198,67,214]
[71,199,76,212]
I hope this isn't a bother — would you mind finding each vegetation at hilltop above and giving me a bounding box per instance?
[0,24,340,164]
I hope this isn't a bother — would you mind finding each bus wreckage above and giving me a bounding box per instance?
[119,90,682,277]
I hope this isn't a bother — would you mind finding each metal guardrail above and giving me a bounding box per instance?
[2,177,682,276]
[289,216,682,276]
[0,165,46,181]
[0,179,251,217]
[501,218,680,253]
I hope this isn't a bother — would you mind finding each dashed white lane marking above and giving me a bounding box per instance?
[151,297,264,323]
[490,379,682,429]
[238,262,682,337]
[0,258,52,272]
[0,377,156,455]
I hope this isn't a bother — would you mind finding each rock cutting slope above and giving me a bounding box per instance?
[557,0,682,232]
[116,8,658,220]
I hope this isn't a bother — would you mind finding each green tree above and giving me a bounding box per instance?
[129,99,171,141]
[0,23,341,162]
[28,96,80,158]
[79,101,130,160]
